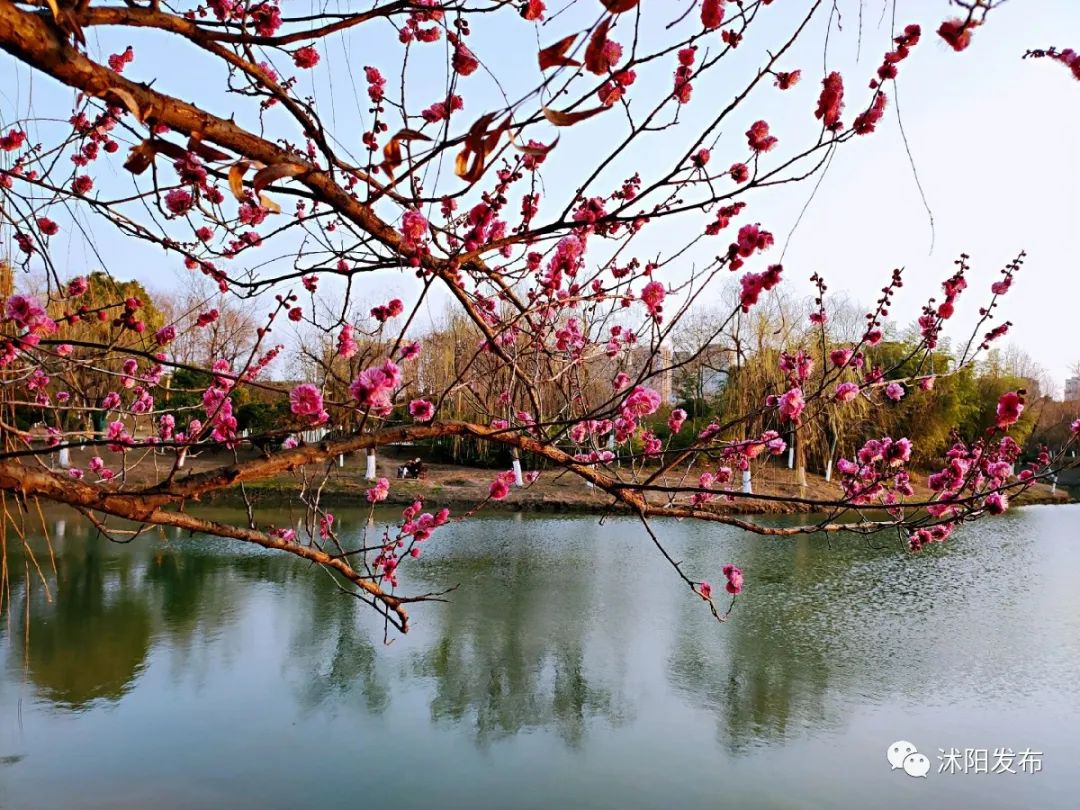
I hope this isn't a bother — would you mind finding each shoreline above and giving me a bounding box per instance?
[199,477,1073,516]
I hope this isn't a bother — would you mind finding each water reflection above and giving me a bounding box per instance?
[409,531,624,748]
[0,506,1078,810]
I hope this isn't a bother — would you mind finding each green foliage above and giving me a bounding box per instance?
[236,400,292,435]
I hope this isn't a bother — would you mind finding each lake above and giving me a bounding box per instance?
[1,504,1078,809]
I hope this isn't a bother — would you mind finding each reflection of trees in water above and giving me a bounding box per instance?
[668,537,838,754]
[280,565,389,716]
[4,516,392,714]
[410,532,628,749]
[14,527,153,710]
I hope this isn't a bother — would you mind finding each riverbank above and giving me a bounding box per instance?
[66,446,1070,516]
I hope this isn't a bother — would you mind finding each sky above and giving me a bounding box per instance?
[2,0,1078,390]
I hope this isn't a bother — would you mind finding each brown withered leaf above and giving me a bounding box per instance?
[152,139,191,162]
[541,105,610,126]
[105,88,145,123]
[600,0,639,12]
[258,193,282,214]
[382,129,432,178]
[455,113,509,184]
[187,134,231,163]
[123,141,156,175]
[512,134,560,157]
[538,34,581,70]
[252,162,307,194]
[228,161,251,201]
[585,18,613,75]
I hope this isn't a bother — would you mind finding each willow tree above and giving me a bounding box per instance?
[1,0,1076,632]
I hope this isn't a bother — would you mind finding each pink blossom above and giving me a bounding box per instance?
[984,492,1008,515]
[400,209,429,249]
[668,408,687,434]
[722,563,743,595]
[164,188,193,216]
[623,385,662,417]
[366,477,390,503]
[409,398,435,422]
[293,45,320,69]
[698,581,713,599]
[995,391,1024,429]
[156,325,177,346]
[746,120,777,152]
[919,376,935,391]
[289,383,328,424]
[835,382,860,402]
[337,324,359,359]
[778,387,805,422]
[349,359,401,414]
[830,348,853,367]
[67,276,89,297]
[640,280,666,321]
[885,382,905,401]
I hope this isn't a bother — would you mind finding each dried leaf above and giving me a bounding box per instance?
[228,161,250,201]
[382,129,432,178]
[483,115,512,157]
[512,134,560,156]
[464,112,500,152]
[585,18,613,75]
[454,113,513,185]
[187,134,231,163]
[152,139,191,162]
[600,0,639,12]
[541,105,610,126]
[123,141,156,175]
[539,33,581,70]
[252,162,307,194]
[258,193,282,214]
[106,88,145,123]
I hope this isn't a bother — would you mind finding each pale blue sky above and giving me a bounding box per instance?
[3,1,1078,388]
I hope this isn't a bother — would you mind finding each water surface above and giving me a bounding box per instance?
[1,505,1078,808]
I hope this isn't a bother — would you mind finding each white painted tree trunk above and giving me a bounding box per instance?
[365,450,377,480]
[742,469,752,494]
[54,519,66,538]
[338,453,345,468]
[787,445,794,469]
[512,458,524,487]
[58,447,70,467]
[177,448,187,468]
[824,457,833,483]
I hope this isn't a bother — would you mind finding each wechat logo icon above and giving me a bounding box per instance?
[887,740,930,778]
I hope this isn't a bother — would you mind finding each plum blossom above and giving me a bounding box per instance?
[489,470,517,500]
[984,492,1008,515]
[409,399,435,422]
[622,385,662,417]
[723,564,743,595]
[349,359,401,414]
[366,477,390,503]
[778,387,805,422]
[835,382,860,402]
[640,280,666,322]
[668,408,687,434]
[337,324,359,359]
[289,383,328,425]
[995,391,1024,429]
